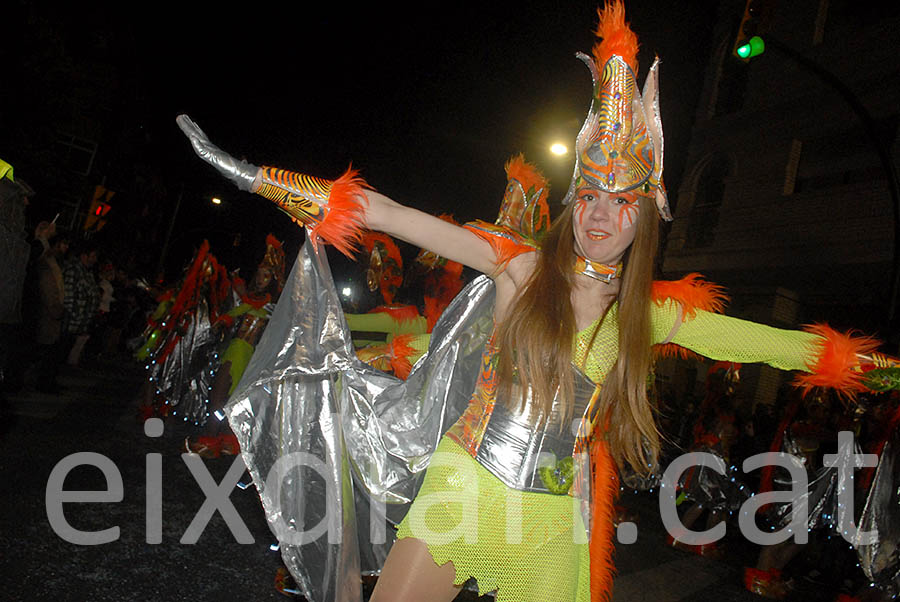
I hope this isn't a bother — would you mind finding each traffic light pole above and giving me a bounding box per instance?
[764,36,900,339]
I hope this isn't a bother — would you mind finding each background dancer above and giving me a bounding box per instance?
[186,234,285,457]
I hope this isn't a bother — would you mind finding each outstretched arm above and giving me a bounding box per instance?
[176,115,498,275]
[656,301,897,397]
[364,190,497,275]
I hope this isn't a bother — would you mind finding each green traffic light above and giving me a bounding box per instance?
[737,35,765,59]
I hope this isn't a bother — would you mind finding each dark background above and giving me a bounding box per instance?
[3,1,718,285]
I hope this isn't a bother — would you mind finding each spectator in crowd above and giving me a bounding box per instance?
[32,230,70,393]
[90,261,117,360]
[30,219,56,261]
[0,159,34,394]
[62,239,100,367]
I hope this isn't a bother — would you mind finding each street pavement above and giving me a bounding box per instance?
[0,354,861,601]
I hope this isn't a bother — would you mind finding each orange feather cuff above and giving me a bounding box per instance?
[462,221,535,270]
[652,343,702,362]
[651,273,728,320]
[794,324,881,399]
[310,168,369,259]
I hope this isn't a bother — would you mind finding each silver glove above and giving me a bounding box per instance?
[176,114,259,192]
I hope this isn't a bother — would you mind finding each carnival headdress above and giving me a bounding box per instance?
[496,154,551,241]
[259,234,286,293]
[362,232,403,304]
[562,1,671,221]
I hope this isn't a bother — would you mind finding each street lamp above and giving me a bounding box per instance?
[211,197,222,205]
[550,143,568,156]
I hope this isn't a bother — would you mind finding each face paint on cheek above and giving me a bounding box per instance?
[575,199,588,226]
[617,203,639,232]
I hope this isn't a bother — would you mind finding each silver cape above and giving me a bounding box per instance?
[766,428,858,533]
[150,299,217,425]
[224,240,494,602]
[855,432,900,596]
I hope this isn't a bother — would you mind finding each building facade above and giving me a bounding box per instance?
[660,0,900,407]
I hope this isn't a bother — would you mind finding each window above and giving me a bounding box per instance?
[685,155,731,249]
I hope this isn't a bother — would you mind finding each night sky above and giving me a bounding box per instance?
[8,1,718,284]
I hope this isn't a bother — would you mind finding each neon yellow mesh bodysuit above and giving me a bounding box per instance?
[396,298,820,602]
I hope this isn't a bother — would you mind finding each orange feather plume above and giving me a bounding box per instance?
[206,254,233,322]
[389,333,419,380]
[488,234,532,269]
[651,273,729,320]
[168,240,211,324]
[652,342,702,362]
[590,437,619,602]
[311,167,369,259]
[265,233,282,251]
[504,154,549,200]
[423,260,464,332]
[362,231,404,271]
[423,296,443,334]
[593,0,639,74]
[794,324,881,400]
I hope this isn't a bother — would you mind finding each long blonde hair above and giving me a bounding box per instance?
[494,194,660,473]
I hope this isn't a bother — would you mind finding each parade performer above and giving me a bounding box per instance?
[745,391,866,599]
[213,234,285,399]
[185,234,285,457]
[340,231,429,377]
[669,362,747,559]
[176,3,898,601]
[345,232,426,347]
[135,240,233,424]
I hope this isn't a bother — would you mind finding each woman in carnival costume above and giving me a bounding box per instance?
[185,234,285,457]
[175,3,898,600]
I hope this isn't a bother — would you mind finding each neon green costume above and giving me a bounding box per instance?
[397,297,820,602]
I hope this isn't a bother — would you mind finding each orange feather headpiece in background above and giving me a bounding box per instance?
[362,231,404,304]
[498,154,551,242]
[259,233,286,293]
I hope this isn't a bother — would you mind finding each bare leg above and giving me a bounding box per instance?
[370,537,462,602]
